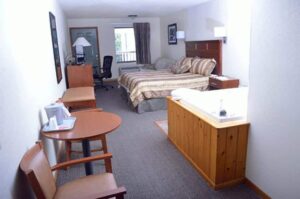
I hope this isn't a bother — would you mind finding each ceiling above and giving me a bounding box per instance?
[59,0,209,18]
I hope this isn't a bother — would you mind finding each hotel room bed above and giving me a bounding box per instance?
[119,40,223,113]
[119,70,209,112]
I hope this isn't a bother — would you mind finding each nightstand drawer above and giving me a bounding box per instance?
[209,78,222,88]
[209,76,239,89]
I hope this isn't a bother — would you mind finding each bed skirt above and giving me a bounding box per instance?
[119,86,167,113]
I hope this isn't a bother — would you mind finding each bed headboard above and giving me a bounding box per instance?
[185,40,222,76]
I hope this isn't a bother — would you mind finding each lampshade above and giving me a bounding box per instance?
[72,37,91,47]
[214,27,227,37]
[176,31,185,39]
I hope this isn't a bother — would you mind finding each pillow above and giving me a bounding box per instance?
[171,57,193,74]
[175,57,186,66]
[177,57,192,66]
[170,64,181,74]
[154,57,176,70]
[192,56,200,61]
[177,64,192,73]
[171,64,190,74]
[190,58,216,76]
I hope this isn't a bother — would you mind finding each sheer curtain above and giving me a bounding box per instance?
[133,23,151,64]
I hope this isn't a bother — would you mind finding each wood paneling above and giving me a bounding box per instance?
[215,128,227,183]
[167,97,249,189]
[224,127,238,181]
[185,40,222,75]
[235,125,249,178]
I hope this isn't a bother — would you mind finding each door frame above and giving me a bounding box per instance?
[69,27,101,67]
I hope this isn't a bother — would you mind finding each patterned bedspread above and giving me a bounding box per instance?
[118,70,209,107]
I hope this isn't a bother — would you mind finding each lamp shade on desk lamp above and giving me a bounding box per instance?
[72,37,91,47]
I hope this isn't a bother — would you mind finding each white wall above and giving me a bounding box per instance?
[247,1,300,198]
[67,17,161,78]
[0,0,68,198]
[160,0,251,85]
[160,10,186,60]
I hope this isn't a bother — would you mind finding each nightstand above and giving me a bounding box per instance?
[209,75,239,89]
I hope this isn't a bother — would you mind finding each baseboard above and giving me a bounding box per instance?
[244,178,271,199]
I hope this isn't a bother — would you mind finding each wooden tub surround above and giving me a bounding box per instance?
[167,97,249,189]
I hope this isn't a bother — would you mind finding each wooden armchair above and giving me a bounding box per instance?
[20,141,126,199]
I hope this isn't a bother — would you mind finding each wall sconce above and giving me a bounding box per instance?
[72,37,91,64]
[176,31,185,40]
[214,26,227,43]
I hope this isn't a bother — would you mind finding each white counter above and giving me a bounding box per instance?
[171,87,248,123]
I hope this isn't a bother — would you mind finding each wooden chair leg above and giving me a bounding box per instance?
[116,193,125,199]
[101,135,108,153]
[64,137,107,169]
[104,156,112,173]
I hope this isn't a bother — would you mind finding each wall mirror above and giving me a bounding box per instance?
[69,27,101,76]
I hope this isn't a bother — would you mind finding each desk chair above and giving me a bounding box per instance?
[61,87,97,111]
[20,141,126,199]
[63,66,107,162]
[67,64,94,88]
[94,55,114,91]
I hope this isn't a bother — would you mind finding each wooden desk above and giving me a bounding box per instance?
[42,111,121,175]
[67,64,94,88]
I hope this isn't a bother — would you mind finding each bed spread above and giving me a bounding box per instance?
[118,70,209,107]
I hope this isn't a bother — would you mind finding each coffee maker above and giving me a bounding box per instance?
[44,103,70,125]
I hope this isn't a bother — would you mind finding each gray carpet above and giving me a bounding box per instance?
[57,85,259,199]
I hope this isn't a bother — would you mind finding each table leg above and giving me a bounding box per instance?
[82,139,93,175]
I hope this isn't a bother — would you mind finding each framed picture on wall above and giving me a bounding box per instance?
[49,12,62,84]
[168,23,177,45]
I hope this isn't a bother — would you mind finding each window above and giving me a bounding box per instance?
[114,28,136,63]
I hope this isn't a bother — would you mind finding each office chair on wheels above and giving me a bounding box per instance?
[94,55,114,91]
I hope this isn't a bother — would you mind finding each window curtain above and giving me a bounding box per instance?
[133,23,151,64]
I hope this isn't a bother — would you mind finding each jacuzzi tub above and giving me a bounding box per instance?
[171,87,248,123]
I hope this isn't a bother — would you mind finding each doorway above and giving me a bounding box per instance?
[69,27,101,75]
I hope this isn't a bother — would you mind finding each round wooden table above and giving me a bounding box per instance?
[42,111,121,175]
